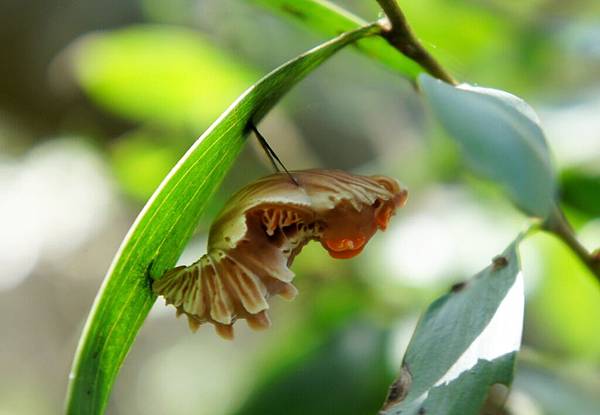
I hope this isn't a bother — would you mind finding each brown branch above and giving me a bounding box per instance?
[543,205,600,285]
[375,0,457,85]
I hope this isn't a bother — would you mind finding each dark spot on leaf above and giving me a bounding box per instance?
[482,383,511,414]
[418,408,426,415]
[281,4,306,20]
[381,363,412,411]
[450,280,467,293]
[145,259,157,290]
[492,255,508,270]
[405,44,418,55]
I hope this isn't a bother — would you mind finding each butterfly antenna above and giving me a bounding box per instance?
[250,123,299,186]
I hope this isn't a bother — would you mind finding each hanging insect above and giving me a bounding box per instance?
[152,127,408,339]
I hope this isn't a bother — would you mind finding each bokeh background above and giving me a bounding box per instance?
[1,0,600,414]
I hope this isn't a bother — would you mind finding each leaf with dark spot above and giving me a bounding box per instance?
[382,240,524,415]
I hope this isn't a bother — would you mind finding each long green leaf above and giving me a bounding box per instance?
[65,23,378,415]
[250,0,422,79]
[382,240,524,414]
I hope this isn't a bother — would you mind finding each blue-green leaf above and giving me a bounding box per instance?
[65,24,378,415]
[382,240,524,414]
[419,74,556,218]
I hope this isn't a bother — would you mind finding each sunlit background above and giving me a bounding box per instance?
[1,0,600,414]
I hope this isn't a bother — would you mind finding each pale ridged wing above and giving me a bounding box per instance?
[208,169,396,250]
[208,175,312,250]
[296,170,395,212]
[181,265,204,316]
[153,265,193,308]
[204,255,234,325]
[227,246,295,283]
[153,251,278,330]
[152,264,206,323]
[216,249,269,314]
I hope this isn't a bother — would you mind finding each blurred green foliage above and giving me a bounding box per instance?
[527,233,600,360]
[236,323,391,415]
[249,0,423,78]
[110,129,185,199]
[400,0,512,76]
[560,167,600,219]
[71,25,256,127]
[1,0,599,414]
[515,360,600,415]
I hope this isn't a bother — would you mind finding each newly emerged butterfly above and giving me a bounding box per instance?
[153,169,407,339]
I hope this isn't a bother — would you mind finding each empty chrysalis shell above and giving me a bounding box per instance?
[153,169,407,339]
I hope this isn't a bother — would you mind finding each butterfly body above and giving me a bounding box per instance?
[153,169,407,338]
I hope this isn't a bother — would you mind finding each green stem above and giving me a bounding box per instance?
[375,0,457,85]
[542,205,600,284]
